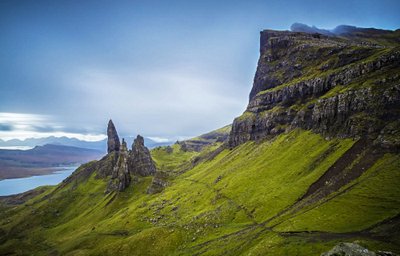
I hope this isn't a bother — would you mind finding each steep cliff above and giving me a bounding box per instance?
[230,28,400,148]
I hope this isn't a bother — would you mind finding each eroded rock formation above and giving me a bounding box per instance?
[129,135,156,176]
[103,122,157,193]
[106,139,131,193]
[107,119,120,153]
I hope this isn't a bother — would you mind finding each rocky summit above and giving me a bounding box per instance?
[1,25,399,256]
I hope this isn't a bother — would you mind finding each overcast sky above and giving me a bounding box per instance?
[1,0,400,142]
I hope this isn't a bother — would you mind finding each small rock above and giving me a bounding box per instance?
[321,242,397,256]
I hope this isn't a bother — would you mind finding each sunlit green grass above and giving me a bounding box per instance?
[0,129,399,255]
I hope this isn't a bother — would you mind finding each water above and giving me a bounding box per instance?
[0,166,77,196]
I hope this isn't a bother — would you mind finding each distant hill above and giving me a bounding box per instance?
[0,136,106,151]
[0,136,172,152]
[0,144,104,179]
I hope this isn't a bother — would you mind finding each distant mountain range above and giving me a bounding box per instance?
[0,136,172,152]
[290,22,398,37]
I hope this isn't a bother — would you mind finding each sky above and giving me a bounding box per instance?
[1,0,400,142]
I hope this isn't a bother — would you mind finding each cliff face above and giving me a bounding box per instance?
[229,29,400,148]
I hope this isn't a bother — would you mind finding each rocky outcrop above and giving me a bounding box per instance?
[229,84,400,147]
[321,242,397,256]
[106,139,131,193]
[147,171,169,194]
[229,28,400,148]
[107,119,120,153]
[129,135,156,176]
[100,121,157,193]
[247,51,400,113]
[177,125,231,152]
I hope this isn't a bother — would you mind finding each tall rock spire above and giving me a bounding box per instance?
[107,119,120,153]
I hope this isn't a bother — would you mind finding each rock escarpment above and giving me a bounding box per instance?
[229,28,400,149]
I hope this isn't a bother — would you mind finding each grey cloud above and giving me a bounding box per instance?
[0,124,13,131]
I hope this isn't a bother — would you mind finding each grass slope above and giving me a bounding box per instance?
[0,130,399,255]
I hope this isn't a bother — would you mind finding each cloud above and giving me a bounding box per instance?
[147,136,170,143]
[0,112,106,141]
[0,124,13,131]
[65,64,247,138]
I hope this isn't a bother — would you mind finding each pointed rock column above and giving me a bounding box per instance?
[107,119,120,153]
[106,138,131,192]
[128,135,156,176]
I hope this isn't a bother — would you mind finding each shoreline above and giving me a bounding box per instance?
[0,166,78,181]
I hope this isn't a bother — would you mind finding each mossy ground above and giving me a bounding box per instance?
[1,129,398,255]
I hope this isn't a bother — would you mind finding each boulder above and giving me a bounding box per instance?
[321,243,397,256]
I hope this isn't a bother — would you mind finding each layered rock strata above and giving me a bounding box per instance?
[229,29,400,148]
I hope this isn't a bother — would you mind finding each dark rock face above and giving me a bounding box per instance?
[95,152,118,178]
[229,29,400,148]
[129,135,156,176]
[107,119,120,153]
[106,139,131,193]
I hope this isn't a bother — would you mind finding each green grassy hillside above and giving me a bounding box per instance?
[1,27,400,255]
[1,129,398,255]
